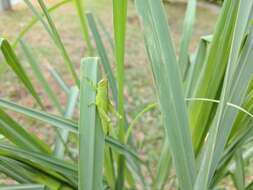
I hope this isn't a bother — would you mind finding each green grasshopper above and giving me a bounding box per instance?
[89,78,121,135]
[92,78,121,189]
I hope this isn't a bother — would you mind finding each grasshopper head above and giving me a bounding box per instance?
[98,78,108,88]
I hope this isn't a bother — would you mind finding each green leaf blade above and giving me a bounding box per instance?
[0,39,44,108]
[135,0,196,189]
[79,57,104,190]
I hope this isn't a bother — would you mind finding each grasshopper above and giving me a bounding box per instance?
[89,78,121,135]
[91,78,121,189]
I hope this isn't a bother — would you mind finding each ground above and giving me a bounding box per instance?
[0,0,245,189]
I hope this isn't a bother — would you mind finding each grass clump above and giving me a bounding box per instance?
[0,0,253,190]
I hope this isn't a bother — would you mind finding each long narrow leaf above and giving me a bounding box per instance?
[0,109,50,154]
[113,0,128,187]
[0,144,77,181]
[154,137,172,190]
[0,184,45,190]
[74,0,93,54]
[135,0,196,189]
[0,38,43,108]
[0,98,77,132]
[178,0,197,76]
[79,57,104,190]
[0,156,72,190]
[231,150,245,190]
[54,86,79,158]
[185,35,212,97]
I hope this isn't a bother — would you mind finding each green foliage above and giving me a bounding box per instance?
[0,0,253,190]
[0,39,44,108]
[135,0,196,189]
